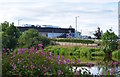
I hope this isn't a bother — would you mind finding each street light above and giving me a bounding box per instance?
[18,19,22,25]
[75,16,79,38]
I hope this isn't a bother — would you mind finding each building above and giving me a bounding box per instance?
[17,25,75,38]
[118,1,120,38]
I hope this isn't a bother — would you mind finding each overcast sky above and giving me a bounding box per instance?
[0,0,119,36]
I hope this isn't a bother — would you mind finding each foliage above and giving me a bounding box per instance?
[91,51,105,56]
[112,50,120,60]
[118,41,120,49]
[0,21,9,32]
[2,48,91,76]
[79,47,91,57]
[45,46,99,57]
[93,27,102,39]
[18,29,50,48]
[1,21,21,49]
[101,29,118,54]
[50,38,94,44]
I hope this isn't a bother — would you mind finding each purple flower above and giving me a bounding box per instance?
[2,48,5,51]
[58,61,61,64]
[58,70,63,75]
[113,62,118,65]
[44,67,49,73]
[17,58,20,64]
[38,44,43,47]
[35,48,38,51]
[7,48,10,52]
[58,55,60,60]
[63,59,67,64]
[110,68,114,75]
[13,64,17,70]
[30,62,35,69]
[61,55,64,59]
[49,52,52,56]
[30,64,35,69]
[77,59,81,64]
[11,49,13,52]
[44,72,48,75]
[23,65,25,69]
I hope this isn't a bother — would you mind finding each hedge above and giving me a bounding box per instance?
[50,38,94,44]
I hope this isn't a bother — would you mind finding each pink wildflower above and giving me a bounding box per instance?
[38,44,43,47]
[23,65,25,69]
[30,62,35,69]
[77,59,81,64]
[58,70,63,75]
[13,64,17,70]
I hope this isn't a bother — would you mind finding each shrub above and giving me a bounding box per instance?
[91,51,105,56]
[79,47,91,57]
[112,50,120,60]
[89,48,100,53]
[50,38,94,44]
[18,29,50,48]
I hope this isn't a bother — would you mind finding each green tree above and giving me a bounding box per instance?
[18,29,50,48]
[1,21,21,49]
[0,21,9,32]
[94,27,103,39]
[101,29,118,61]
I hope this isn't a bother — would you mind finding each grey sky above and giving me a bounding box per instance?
[0,0,119,36]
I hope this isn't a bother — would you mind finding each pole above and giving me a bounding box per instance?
[75,16,79,38]
[18,19,22,25]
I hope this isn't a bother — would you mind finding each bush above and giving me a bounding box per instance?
[50,38,94,44]
[18,29,50,48]
[91,51,105,56]
[112,50,120,60]
[89,48,100,53]
[79,47,91,57]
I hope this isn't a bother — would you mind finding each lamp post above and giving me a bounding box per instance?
[18,19,22,25]
[75,16,79,38]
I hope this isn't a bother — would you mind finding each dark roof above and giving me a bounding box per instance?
[17,26,75,33]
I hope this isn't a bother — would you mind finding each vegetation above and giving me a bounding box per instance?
[50,38,94,44]
[2,47,92,76]
[101,29,118,60]
[1,21,21,49]
[112,50,120,61]
[18,29,50,48]
[45,46,100,57]
[93,27,102,39]
[1,21,120,76]
[91,51,105,56]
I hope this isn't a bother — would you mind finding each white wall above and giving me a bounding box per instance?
[48,33,63,38]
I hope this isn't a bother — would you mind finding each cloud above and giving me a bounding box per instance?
[0,0,118,36]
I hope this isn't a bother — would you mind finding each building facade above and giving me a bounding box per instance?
[17,26,75,38]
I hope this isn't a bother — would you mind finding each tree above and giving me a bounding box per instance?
[94,27,102,39]
[1,21,21,49]
[101,29,118,61]
[0,21,9,32]
[18,29,50,48]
